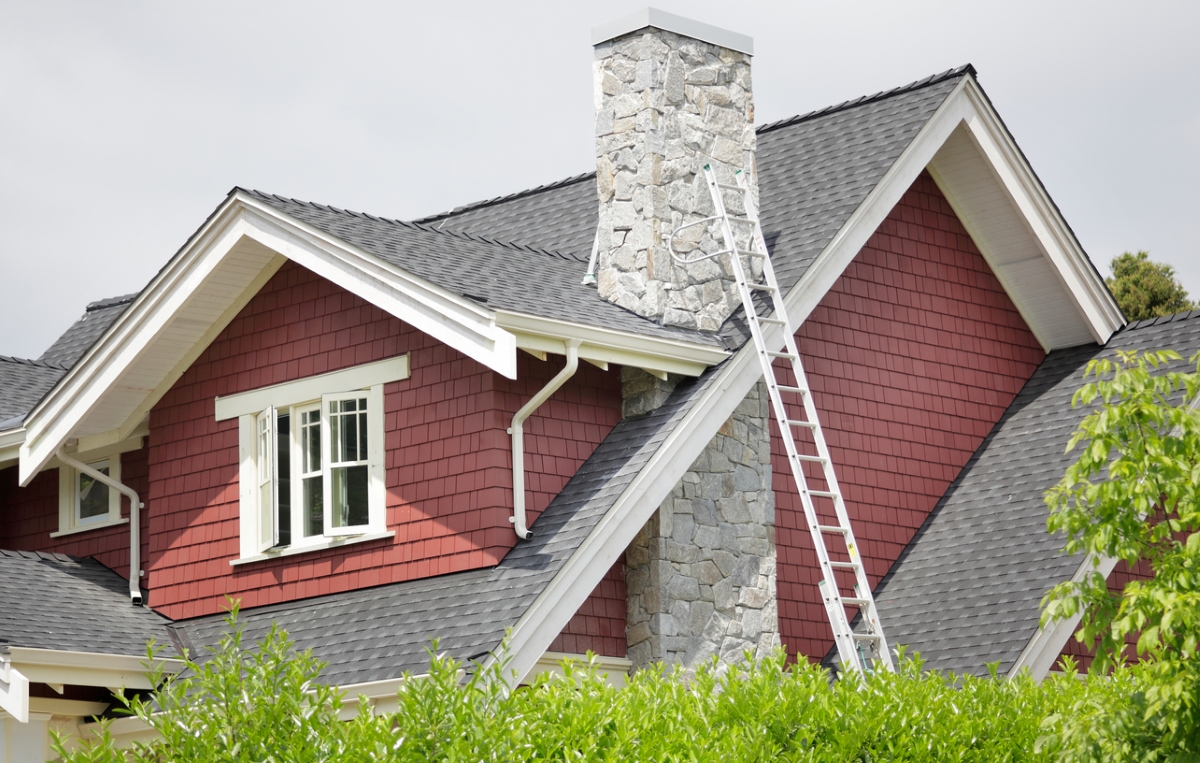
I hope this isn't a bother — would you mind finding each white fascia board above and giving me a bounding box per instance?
[19,197,274,485]
[19,191,519,485]
[494,309,729,377]
[1008,553,1118,680]
[233,193,517,378]
[4,647,183,691]
[956,81,1123,344]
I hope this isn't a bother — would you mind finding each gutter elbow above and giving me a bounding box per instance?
[510,340,581,540]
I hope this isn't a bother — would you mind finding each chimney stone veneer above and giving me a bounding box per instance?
[593,13,758,331]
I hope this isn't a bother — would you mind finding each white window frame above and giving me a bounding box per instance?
[54,456,125,537]
[215,356,407,563]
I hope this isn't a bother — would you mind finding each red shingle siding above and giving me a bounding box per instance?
[147,260,621,620]
[548,558,627,657]
[1056,558,1155,673]
[776,171,1046,662]
[0,446,150,583]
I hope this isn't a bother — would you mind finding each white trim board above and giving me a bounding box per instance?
[214,355,409,421]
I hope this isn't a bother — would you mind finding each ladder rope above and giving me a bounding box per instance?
[667,164,894,675]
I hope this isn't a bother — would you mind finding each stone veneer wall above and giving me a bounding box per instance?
[624,374,778,670]
[593,27,758,331]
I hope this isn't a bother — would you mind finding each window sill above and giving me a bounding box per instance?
[49,516,128,538]
[230,530,394,566]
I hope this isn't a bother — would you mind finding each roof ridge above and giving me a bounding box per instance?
[756,64,975,135]
[412,172,596,225]
[86,293,140,312]
[0,355,69,371]
[1119,308,1200,333]
[412,65,974,227]
[242,187,588,264]
[0,548,85,564]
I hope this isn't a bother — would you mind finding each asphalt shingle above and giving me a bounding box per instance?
[40,294,137,368]
[872,314,1200,676]
[0,549,173,656]
[0,356,68,428]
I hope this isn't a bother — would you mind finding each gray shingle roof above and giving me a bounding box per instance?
[181,365,720,686]
[243,190,722,349]
[0,356,68,428]
[0,549,174,656]
[416,68,969,349]
[872,311,1200,676]
[39,294,137,368]
[177,68,976,684]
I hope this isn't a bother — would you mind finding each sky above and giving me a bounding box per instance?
[1,1,1197,359]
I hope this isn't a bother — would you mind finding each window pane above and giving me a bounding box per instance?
[78,466,109,520]
[331,465,369,528]
[277,413,291,546]
[303,475,323,537]
[302,410,321,473]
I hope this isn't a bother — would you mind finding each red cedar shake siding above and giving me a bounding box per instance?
[548,558,627,657]
[776,171,1046,662]
[147,260,621,620]
[0,447,150,581]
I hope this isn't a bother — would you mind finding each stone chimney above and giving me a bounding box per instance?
[592,9,757,332]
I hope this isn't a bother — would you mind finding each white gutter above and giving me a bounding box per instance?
[56,448,144,605]
[508,340,581,539]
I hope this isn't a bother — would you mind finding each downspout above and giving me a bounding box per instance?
[508,340,581,539]
[56,449,144,605]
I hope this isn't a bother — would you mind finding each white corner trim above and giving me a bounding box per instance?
[0,658,29,723]
[229,530,395,566]
[1008,553,1119,680]
[214,355,410,421]
[48,516,129,539]
[592,8,753,54]
[0,427,25,468]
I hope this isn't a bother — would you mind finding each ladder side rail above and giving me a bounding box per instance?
[703,167,866,673]
[735,169,894,672]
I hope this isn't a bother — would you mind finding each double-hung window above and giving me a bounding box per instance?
[215,356,408,562]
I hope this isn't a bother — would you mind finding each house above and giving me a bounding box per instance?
[1,6,1177,757]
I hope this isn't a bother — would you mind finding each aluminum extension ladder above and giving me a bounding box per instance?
[667,164,894,675]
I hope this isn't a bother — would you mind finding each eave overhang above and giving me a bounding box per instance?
[0,647,182,724]
[18,191,727,485]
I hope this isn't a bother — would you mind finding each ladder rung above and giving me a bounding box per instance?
[767,351,796,359]
[758,317,786,326]
[777,384,806,394]
[786,419,817,429]
[727,216,755,224]
[842,597,871,607]
[715,182,744,191]
[746,283,776,292]
[828,561,859,570]
[818,524,848,534]
[793,454,826,464]
[852,632,881,641]
[808,490,838,499]
[736,248,767,258]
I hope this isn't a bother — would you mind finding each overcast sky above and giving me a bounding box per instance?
[1,1,1197,360]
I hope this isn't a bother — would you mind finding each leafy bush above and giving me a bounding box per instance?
[59,612,1107,763]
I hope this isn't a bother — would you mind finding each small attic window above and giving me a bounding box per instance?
[52,456,128,537]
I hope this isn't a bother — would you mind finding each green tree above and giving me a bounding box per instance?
[1107,251,1196,321]
[1041,349,1200,759]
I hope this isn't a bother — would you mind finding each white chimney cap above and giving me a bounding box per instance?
[591,7,753,55]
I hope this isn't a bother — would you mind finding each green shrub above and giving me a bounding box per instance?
[59,611,1108,763]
